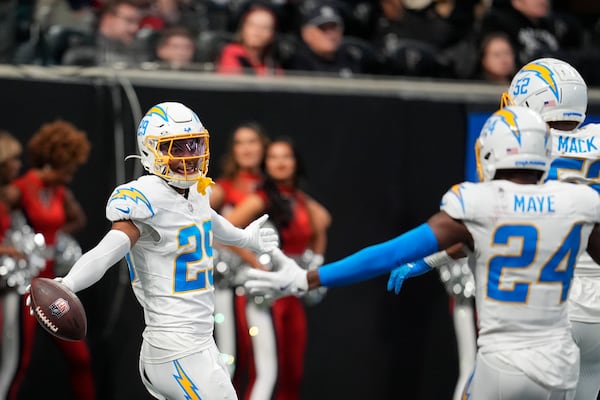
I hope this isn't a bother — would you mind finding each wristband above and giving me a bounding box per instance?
[423,250,455,268]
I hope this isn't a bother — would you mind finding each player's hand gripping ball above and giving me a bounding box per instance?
[29,277,87,341]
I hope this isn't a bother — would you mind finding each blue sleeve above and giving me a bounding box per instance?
[318,223,439,287]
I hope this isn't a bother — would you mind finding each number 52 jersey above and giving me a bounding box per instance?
[441,179,600,389]
[548,123,600,322]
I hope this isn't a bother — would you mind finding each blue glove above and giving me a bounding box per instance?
[387,259,433,294]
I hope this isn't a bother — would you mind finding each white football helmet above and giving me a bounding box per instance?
[137,102,210,189]
[501,58,587,128]
[476,106,551,181]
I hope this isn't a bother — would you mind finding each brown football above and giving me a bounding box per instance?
[30,277,87,341]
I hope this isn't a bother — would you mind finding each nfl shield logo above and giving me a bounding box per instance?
[49,298,70,319]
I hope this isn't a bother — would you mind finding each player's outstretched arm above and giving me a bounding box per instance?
[316,223,439,287]
[211,211,279,253]
[61,220,138,293]
[246,211,471,293]
[246,224,440,294]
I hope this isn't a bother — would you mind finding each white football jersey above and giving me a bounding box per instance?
[441,179,600,389]
[106,175,216,362]
[549,123,600,322]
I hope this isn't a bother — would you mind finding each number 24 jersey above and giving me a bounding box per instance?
[441,179,600,389]
[441,179,600,350]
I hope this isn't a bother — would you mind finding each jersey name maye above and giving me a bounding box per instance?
[513,194,555,213]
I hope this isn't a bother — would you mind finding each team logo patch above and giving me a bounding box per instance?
[109,188,155,217]
[49,298,70,319]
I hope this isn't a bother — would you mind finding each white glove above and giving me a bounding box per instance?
[245,248,308,296]
[243,214,279,253]
[307,254,324,271]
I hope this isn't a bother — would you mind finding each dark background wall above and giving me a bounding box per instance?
[3,71,598,399]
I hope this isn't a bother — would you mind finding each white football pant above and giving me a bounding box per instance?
[140,339,237,400]
[571,321,600,400]
[464,352,575,400]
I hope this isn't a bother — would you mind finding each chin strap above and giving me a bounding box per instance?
[196,177,215,195]
[499,91,514,109]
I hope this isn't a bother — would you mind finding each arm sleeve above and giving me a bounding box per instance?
[210,209,248,247]
[318,223,439,287]
[61,229,131,293]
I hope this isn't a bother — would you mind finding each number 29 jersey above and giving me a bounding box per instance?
[106,175,216,362]
[441,180,600,388]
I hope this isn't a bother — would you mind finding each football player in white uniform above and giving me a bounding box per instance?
[244,106,600,400]
[388,57,600,400]
[27,102,279,400]
[503,57,600,400]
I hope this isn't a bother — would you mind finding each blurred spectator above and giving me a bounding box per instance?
[154,26,196,69]
[473,31,516,84]
[0,0,18,62]
[479,0,584,67]
[372,0,480,77]
[11,0,96,65]
[94,0,205,32]
[216,2,283,75]
[139,0,182,30]
[380,0,481,42]
[32,0,96,32]
[61,0,151,66]
[576,18,600,86]
[283,2,371,77]
[336,0,380,39]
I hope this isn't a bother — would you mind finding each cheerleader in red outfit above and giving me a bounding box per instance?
[227,137,331,400]
[210,122,270,395]
[4,120,95,400]
[0,131,23,257]
[0,131,27,400]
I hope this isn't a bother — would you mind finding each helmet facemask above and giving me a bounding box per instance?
[144,131,210,189]
[499,91,515,109]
